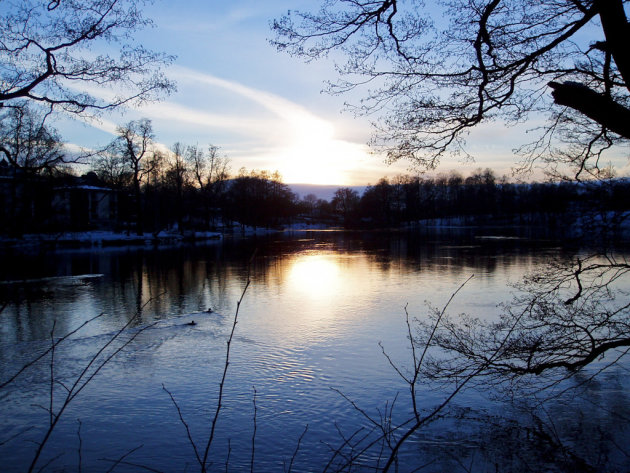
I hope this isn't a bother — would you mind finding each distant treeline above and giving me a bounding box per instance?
[2,112,628,236]
[323,170,630,230]
[2,156,629,236]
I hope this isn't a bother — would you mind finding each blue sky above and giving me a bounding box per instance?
[59,0,565,185]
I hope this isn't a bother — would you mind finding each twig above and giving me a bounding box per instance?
[381,277,531,472]
[417,275,474,370]
[201,251,256,472]
[104,444,144,473]
[321,423,366,473]
[324,423,386,472]
[331,387,381,429]
[77,419,83,473]
[162,385,202,466]
[225,439,231,473]
[328,275,480,472]
[251,386,257,473]
[380,276,474,423]
[0,425,34,447]
[35,452,64,473]
[98,459,164,473]
[26,293,164,473]
[1,312,106,390]
[49,321,56,427]
[286,425,308,473]
[381,367,482,472]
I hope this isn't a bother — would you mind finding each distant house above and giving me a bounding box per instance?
[52,172,119,231]
[0,164,120,234]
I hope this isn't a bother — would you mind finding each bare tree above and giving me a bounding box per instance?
[167,142,190,232]
[0,0,175,118]
[92,152,131,189]
[0,104,64,174]
[273,0,630,180]
[106,118,156,235]
[186,144,230,229]
[0,103,66,235]
[332,187,360,226]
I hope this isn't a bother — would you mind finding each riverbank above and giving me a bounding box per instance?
[0,230,222,249]
[2,208,629,250]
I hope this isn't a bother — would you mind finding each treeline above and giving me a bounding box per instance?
[2,114,630,236]
[89,119,300,234]
[323,169,630,229]
[0,115,302,236]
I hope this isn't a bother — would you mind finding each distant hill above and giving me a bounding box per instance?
[289,183,367,201]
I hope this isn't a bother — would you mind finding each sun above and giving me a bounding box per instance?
[272,108,372,186]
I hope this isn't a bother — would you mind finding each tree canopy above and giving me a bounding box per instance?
[0,104,64,173]
[0,0,175,117]
[273,0,630,180]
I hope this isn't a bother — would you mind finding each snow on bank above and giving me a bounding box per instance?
[0,230,222,248]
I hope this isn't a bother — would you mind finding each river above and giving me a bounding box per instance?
[1,229,628,472]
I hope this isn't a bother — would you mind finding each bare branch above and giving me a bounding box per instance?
[285,425,308,473]
[273,0,627,178]
[162,384,203,467]
[201,250,256,472]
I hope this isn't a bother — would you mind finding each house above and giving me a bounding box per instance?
[0,163,121,234]
[52,172,120,231]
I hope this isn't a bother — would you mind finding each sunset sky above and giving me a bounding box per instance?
[58,0,581,186]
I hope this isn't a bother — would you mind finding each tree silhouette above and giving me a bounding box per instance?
[273,0,630,180]
[105,118,156,235]
[0,0,174,118]
[332,187,360,226]
[0,104,65,235]
[0,105,64,174]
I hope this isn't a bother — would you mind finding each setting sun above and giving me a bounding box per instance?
[154,68,380,186]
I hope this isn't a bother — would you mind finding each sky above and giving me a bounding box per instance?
[57,0,618,186]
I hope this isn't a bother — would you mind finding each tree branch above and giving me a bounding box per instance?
[549,81,630,139]
[594,0,630,92]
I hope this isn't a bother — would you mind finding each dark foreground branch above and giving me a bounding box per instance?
[549,81,630,139]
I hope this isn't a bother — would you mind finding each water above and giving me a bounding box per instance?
[0,229,628,472]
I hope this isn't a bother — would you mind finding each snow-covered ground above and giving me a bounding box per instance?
[0,230,223,248]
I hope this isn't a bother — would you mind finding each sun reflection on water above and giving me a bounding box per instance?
[287,253,342,299]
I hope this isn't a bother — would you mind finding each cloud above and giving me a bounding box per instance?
[170,67,334,138]
[162,68,376,184]
[69,66,380,184]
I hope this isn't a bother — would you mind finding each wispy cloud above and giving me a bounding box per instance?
[161,68,377,183]
[170,67,334,138]
[70,66,381,184]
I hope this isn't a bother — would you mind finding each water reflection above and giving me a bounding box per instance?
[0,236,555,349]
[287,253,341,299]
[1,230,627,472]
[0,231,586,347]
[407,367,630,473]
